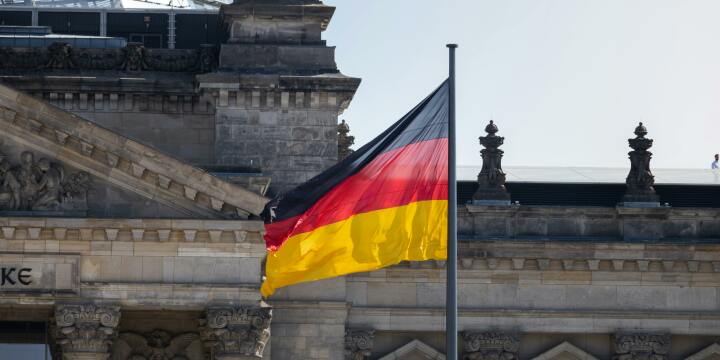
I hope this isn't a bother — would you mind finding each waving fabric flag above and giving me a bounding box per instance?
[261,81,449,297]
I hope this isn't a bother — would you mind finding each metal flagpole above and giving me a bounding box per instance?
[446,43,458,360]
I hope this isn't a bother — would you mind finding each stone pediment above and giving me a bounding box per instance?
[685,344,720,360]
[378,339,446,360]
[531,341,598,360]
[0,83,268,219]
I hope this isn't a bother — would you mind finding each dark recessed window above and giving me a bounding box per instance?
[0,321,52,360]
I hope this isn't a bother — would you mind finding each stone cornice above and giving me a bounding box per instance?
[0,83,268,218]
[463,204,718,216]
[388,257,720,275]
[0,284,263,308]
[347,306,720,334]
[462,204,720,241]
[348,240,720,275]
[197,73,361,92]
[0,217,263,243]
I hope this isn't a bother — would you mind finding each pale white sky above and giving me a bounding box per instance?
[324,0,720,169]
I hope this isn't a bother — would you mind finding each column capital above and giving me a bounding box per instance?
[612,332,670,360]
[344,329,374,360]
[199,303,272,359]
[462,331,519,360]
[54,304,121,360]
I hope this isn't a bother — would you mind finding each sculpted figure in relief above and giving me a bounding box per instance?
[33,158,64,210]
[0,150,90,212]
[16,151,41,209]
[0,154,20,209]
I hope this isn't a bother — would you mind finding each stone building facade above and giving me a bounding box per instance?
[0,1,719,359]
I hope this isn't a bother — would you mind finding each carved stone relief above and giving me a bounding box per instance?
[199,304,272,359]
[54,304,121,358]
[344,329,374,360]
[0,42,218,73]
[612,333,670,360]
[120,43,148,71]
[45,42,75,69]
[110,330,204,360]
[0,150,90,212]
[462,331,519,360]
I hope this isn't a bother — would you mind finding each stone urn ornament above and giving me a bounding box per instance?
[622,122,660,206]
[472,120,511,205]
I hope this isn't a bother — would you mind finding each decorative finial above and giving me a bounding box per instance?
[623,121,660,206]
[473,120,511,205]
[634,122,648,138]
[484,120,498,136]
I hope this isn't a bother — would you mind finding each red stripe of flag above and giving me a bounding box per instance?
[265,138,448,251]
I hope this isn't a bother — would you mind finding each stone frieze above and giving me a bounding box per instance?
[0,42,217,73]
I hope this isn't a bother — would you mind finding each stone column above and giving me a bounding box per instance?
[344,329,374,360]
[53,304,121,360]
[622,122,661,206]
[461,331,519,360]
[199,303,272,360]
[612,333,670,360]
[472,120,511,205]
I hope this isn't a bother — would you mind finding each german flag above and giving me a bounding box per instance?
[261,81,449,297]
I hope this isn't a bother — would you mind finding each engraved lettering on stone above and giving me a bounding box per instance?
[0,150,90,212]
[54,304,121,355]
[199,304,272,358]
[110,330,203,360]
[613,333,670,360]
[462,331,519,360]
[18,268,31,285]
[0,267,31,286]
[344,329,374,360]
[1,267,16,285]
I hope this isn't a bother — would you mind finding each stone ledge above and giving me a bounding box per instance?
[374,254,720,275]
[461,204,720,241]
[0,217,263,243]
[0,283,262,308]
[348,306,720,334]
